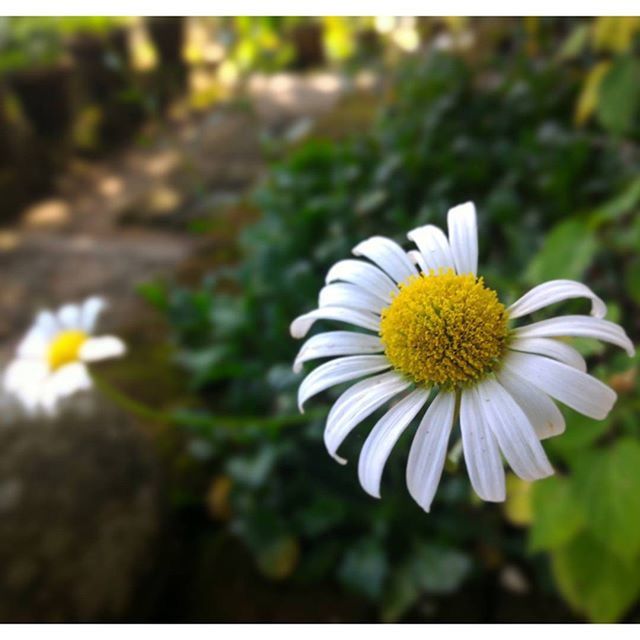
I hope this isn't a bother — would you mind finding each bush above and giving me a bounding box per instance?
[148,49,640,621]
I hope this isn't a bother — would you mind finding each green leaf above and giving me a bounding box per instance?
[412,543,472,594]
[294,495,347,536]
[597,56,640,135]
[381,564,421,622]
[574,438,640,561]
[545,410,610,459]
[256,535,300,580]
[552,532,640,622]
[529,475,585,552]
[525,220,597,284]
[590,177,640,226]
[624,258,640,304]
[338,538,388,601]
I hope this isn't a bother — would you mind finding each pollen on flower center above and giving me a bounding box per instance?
[379,270,508,388]
[47,330,88,371]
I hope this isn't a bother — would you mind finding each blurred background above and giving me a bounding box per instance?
[0,16,639,623]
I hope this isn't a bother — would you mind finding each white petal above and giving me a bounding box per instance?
[514,315,634,357]
[293,331,383,373]
[318,283,385,315]
[497,367,565,440]
[507,280,606,319]
[298,355,390,411]
[57,304,82,330]
[325,259,398,303]
[41,362,91,413]
[81,296,106,333]
[358,388,429,498]
[34,310,60,339]
[16,328,49,360]
[407,225,455,274]
[3,359,49,394]
[474,378,554,481]
[407,250,428,272]
[352,236,416,284]
[290,306,380,339]
[447,202,478,276]
[79,336,126,362]
[324,371,412,463]
[406,391,456,512]
[503,351,617,420]
[509,337,586,372]
[460,388,505,502]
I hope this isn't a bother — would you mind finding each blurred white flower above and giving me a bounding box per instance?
[3,297,126,415]
[290,202,635,511]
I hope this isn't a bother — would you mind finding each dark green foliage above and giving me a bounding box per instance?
[149,50,640,620]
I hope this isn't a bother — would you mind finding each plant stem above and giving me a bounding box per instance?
[91,373,325,430]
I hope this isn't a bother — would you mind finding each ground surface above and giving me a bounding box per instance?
[0,72,349,357]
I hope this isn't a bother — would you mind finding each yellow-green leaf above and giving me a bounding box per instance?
[575,438,640,561]
[529,475,585,552]
[552,532,640,622]
[575,61,610,126]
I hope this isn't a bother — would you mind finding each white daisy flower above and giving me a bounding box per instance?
[3,297,126,415]
[290,202,635,511]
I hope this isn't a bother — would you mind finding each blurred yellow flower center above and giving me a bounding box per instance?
[380,270,508,388]
[48,330,88,371]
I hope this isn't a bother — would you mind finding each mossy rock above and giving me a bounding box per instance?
[0,394,162,621]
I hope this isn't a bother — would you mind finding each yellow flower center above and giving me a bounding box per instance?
[47,330,88,371]
[380,270,508,389]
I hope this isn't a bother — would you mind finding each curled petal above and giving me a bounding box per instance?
[352,236,417,284]
[293,331,383,373]
[318,283,385,315]
[325,259,398,302]
[298,355,390,411]
[514,315,634,357]
[508,280,606,319]
[324,371,411,463]
[290,307,380,339]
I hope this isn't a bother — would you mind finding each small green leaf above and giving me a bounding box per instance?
[574,438,640,561]
[529,475,585,551]
[381,564,421,622]
[339,538,388,601]
[256,535,300,580]
[552,532,640,622]
[597,56,640,135]
[525,220,597,284]
[412,543,472,594]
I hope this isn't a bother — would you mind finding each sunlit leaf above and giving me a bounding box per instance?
[525,219,597,284]
[574,438,640,561]
[529,475,585,552]
[596,56,640,135]
[504,473,533,527]
[574,61,610,126]
[552,532,640,622]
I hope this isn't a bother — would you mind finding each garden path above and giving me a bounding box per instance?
[0,72,348,357]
